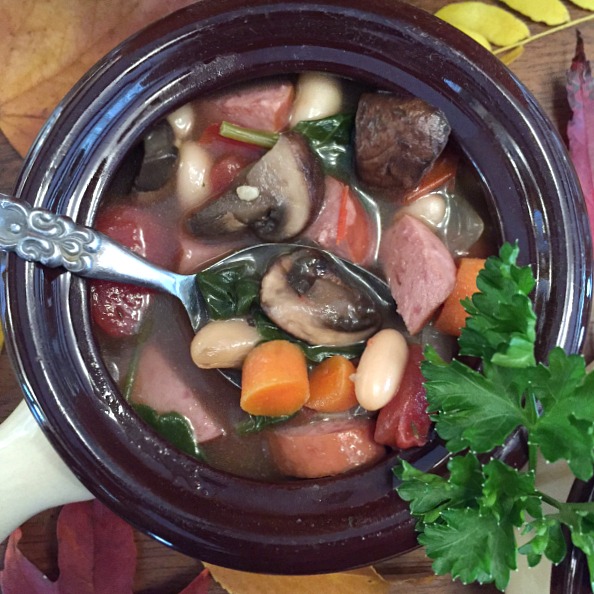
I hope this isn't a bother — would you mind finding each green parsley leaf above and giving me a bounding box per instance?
[527,349,594,480]
[459,242,536,368]
[394,454,483,523]
[519,517,566,567]
[481,459,541,525]
[422,347,526,453]
[395,241,594,590]
[420,507,516,591]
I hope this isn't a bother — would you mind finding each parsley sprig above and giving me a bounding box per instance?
[394,242,594,591]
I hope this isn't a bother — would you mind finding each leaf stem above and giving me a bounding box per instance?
[538,492,594,519]
[493,13,594,55]
[219,121,278,148]
[526,391,540,473]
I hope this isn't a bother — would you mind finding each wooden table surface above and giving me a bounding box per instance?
[0,1,592,592]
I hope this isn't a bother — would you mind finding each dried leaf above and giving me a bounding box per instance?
[568,0,594,10]
[0,501,211,594]
[0,529,58,593]
[435,2,530,47]
[0,0,196,157]
[455,24,493,50]
[499,46,525,64]
[204,563,390,594]
[0,501,136,593]
[179,568,211,594]
[498,0,570,26]
[567,32,594,256]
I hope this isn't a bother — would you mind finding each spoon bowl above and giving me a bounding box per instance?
[0,192,397,337]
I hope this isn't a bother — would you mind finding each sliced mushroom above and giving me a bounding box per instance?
[185,132,323,241]
[134,120,179,192]
[260,249,381,346]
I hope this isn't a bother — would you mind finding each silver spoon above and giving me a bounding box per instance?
[0,193,397,355]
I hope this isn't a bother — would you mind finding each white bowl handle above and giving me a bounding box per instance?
[0,400,93,542]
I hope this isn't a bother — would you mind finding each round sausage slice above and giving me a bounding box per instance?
[267,417,385,479]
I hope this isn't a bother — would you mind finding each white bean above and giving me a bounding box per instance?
[290,72,343,127]
[166,103,195,141]
[191,319,261,369]
[400,194,447,229]
[177,141,213,211]
[354,329,409,411]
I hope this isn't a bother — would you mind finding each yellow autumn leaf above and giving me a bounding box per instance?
[567,0,594,9]
[499,45,525,64]
[455,24,493,50]
[0,0,197,158]
[498,0,569,26]
[203,564,390,594]
[435,2,530,47]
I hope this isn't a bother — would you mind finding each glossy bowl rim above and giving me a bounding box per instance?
[3,0,592,574]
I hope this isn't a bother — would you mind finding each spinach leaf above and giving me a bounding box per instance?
[236,413,295,435]
[219,114,355,178]
[133,403,203,460]
[252,309,364,363]
[293,114,354,176]
[196,264,260,320]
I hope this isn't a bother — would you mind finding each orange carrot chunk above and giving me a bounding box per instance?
[307,355,358,413]
[403,148,459,203]
[240,340,310,416]
[434,257,487,337]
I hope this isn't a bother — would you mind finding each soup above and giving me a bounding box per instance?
[92,72,493,481]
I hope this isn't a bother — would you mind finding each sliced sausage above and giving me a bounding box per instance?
[267,417,385,478]
[374,344,431,449]
[201,80,295,132]
[302,175,378,266]
[379,214,456,335]
[355,93,450,190]
[132,343,225,443]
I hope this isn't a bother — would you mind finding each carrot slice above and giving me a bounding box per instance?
[307,355,357,413]
[403,148,459,203]
[240,340,310,416]
[434,257,487,336]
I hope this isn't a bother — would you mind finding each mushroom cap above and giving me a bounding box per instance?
[185,132,323,241]
[260,248,382,346]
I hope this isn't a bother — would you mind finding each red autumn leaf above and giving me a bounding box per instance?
[567,31,594,254]
[0,500,136,594]
[179,568,211,594]
[0,500,212,594]
[0,528,58,593]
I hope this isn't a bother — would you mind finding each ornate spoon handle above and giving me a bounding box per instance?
[0,194,181,292]
[0,194,102,274]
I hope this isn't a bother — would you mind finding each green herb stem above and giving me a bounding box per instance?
[219,121,278,148]
[526,392,540,474]
[539,491,564,511]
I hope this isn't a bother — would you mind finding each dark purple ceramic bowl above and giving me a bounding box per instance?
[551,479,594,594]
[2,0,592,574]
